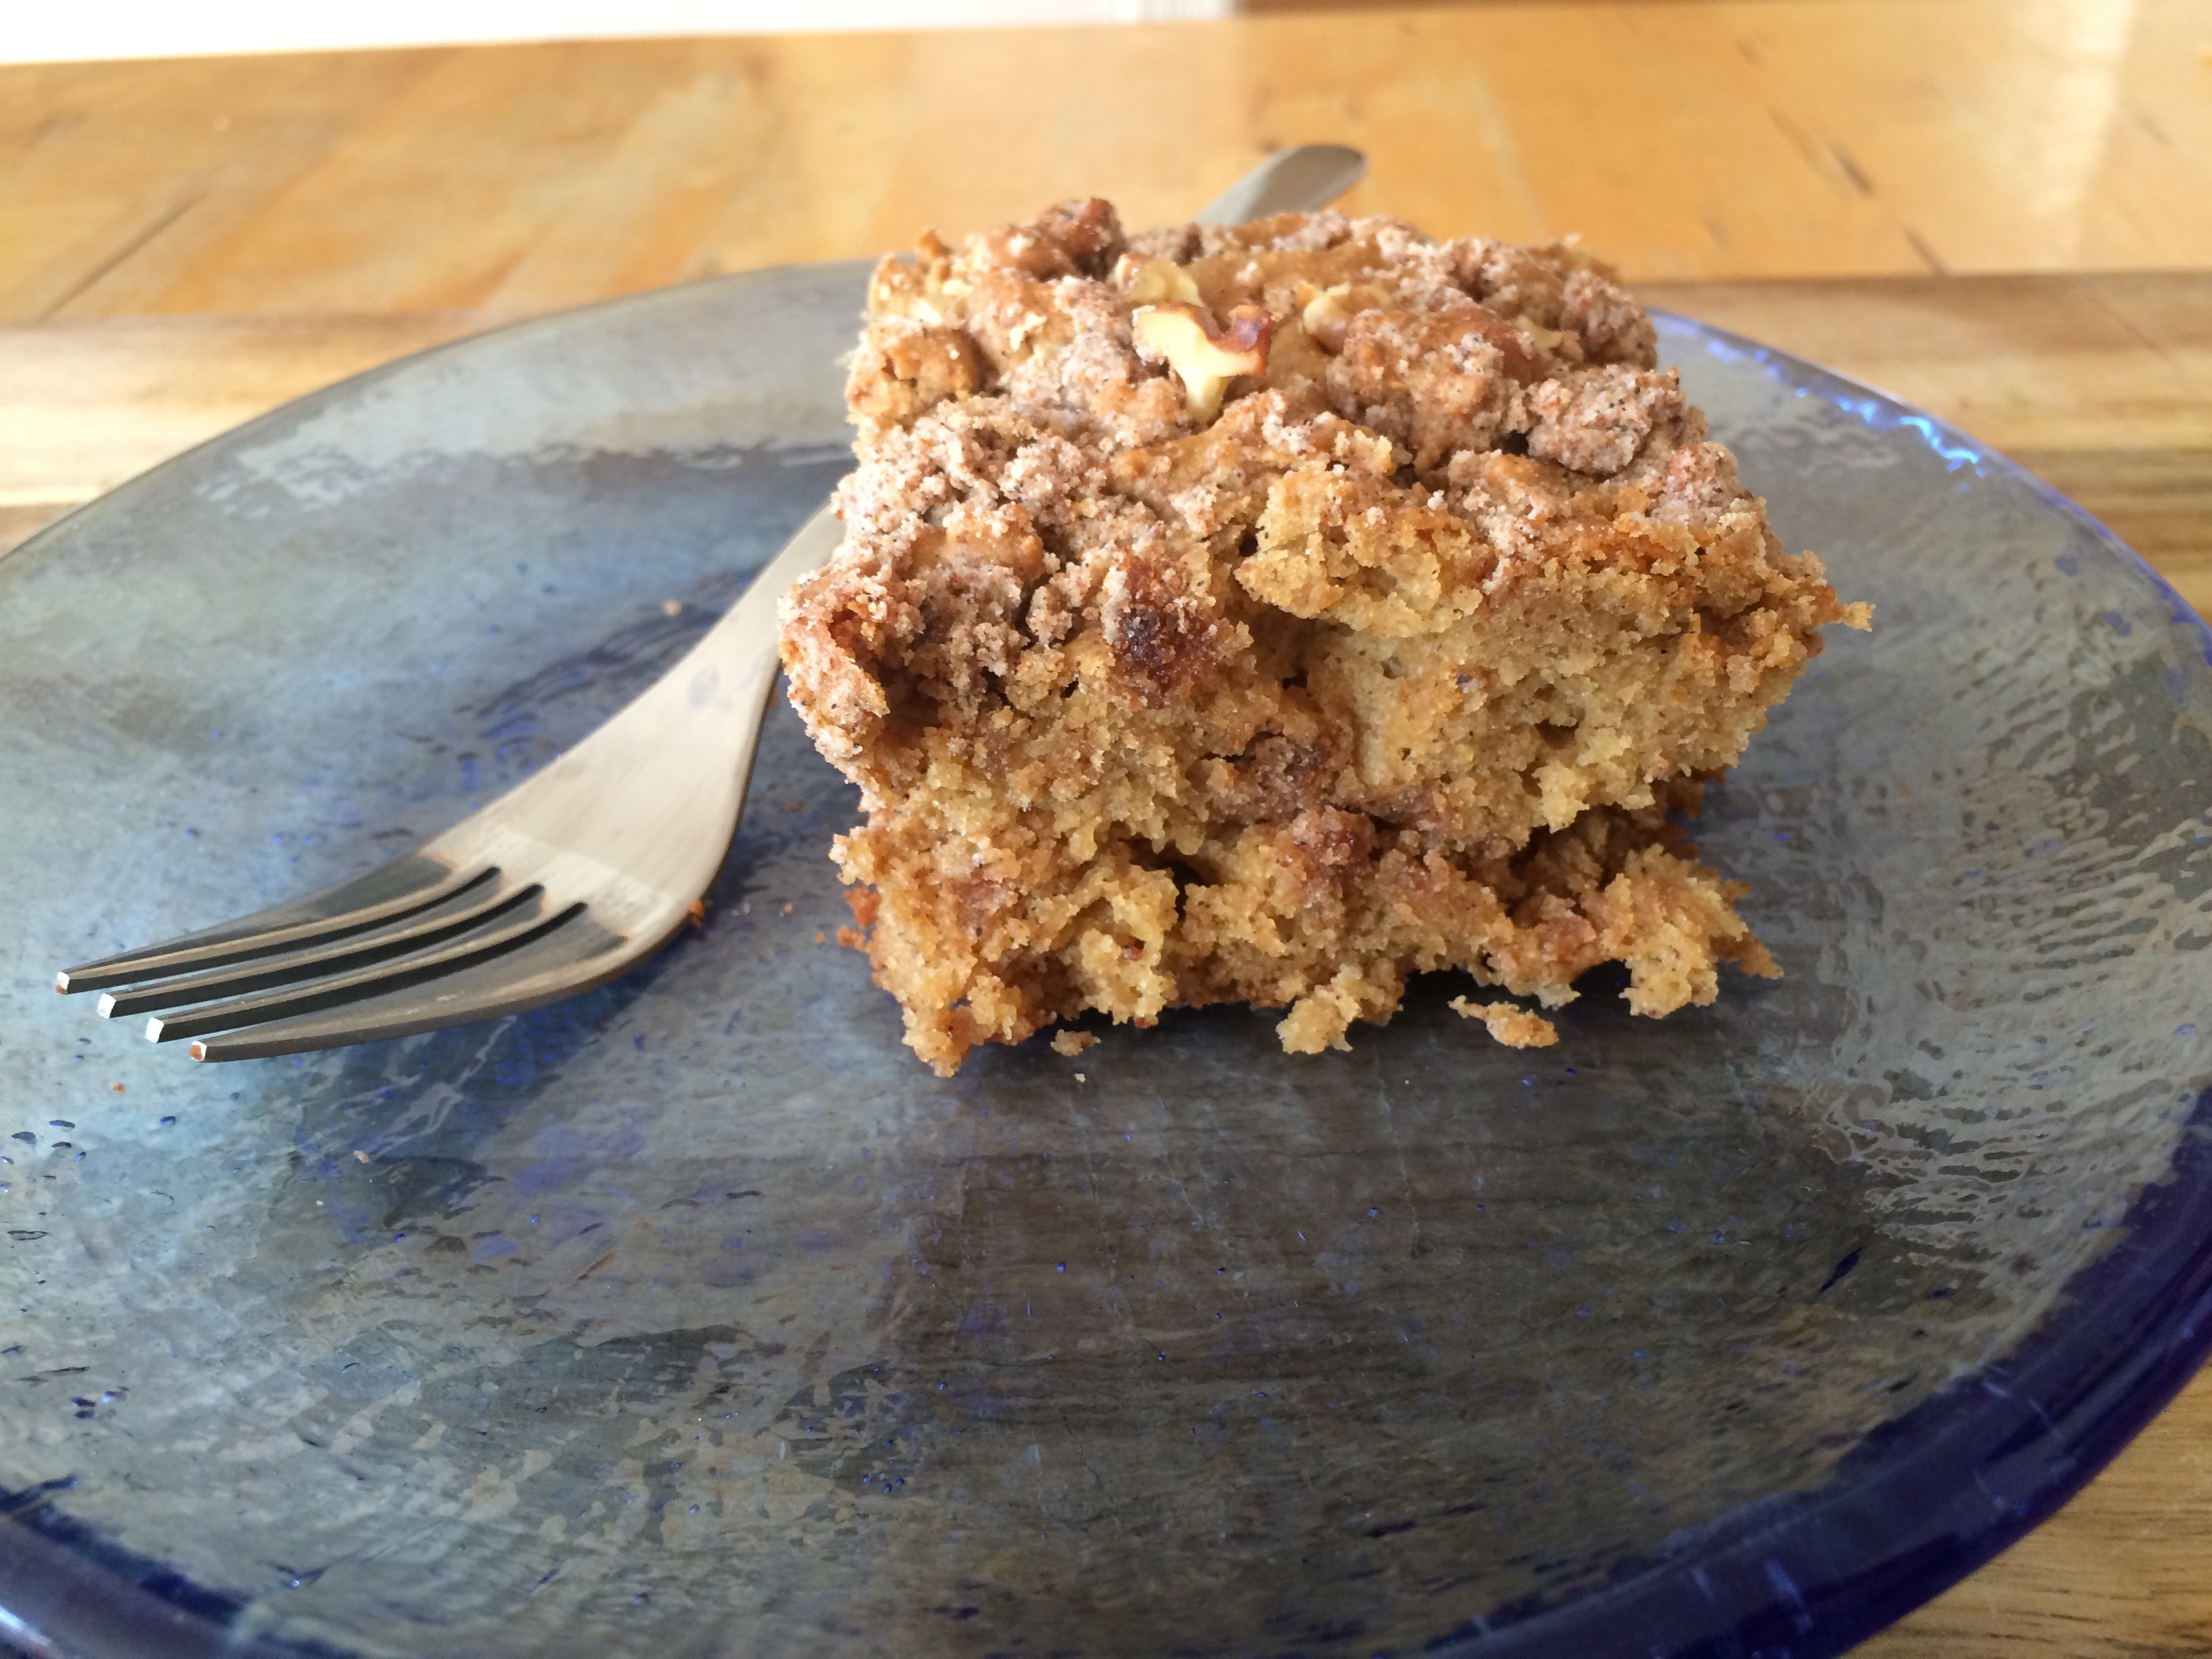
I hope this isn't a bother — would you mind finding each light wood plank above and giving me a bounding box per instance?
[5,1,2212,323]
[0,52,447,320]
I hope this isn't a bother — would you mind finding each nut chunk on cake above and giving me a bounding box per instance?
[779,199,1868,1075]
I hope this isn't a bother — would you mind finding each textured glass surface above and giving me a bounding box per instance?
[2,266,2209,1659]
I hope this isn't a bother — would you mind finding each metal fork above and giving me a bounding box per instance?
[52,144,1368,1062]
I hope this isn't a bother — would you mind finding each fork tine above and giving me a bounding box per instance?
[56,853,480,994]
[144,899,581,1046]
[94,881,543,1019]
[182,909,643,1062]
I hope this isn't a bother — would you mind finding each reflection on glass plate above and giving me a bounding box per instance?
[1,265,2208,1659]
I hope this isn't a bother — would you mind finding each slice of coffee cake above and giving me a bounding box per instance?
[779,199,1866,1075]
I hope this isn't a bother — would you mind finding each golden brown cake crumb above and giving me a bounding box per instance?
[1449,1000,1561,1048]
[781,199,1865,1075]
[1050,1030,1101,1057]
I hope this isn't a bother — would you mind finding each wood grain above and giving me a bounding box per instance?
[6,0,2212,325]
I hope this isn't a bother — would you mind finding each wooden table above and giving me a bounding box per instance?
[3,5,2210,1653]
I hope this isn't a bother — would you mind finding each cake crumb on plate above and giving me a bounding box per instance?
[1450,998,1559,1048]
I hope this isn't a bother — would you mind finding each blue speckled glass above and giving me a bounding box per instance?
[1,266,2208,1659]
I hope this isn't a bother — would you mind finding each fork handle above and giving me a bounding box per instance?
[434,503,846,921]
[653,502,843,737]
[1193,144,1366,226]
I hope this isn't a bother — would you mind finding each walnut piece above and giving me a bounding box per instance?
[1295,280,1393,353]
[1113,253,1202,307]
[1130,302,1276,421]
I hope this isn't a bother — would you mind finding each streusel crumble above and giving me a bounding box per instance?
[779,199,1868,1075]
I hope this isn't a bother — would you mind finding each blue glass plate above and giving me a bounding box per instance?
[1,265,2208,1659]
